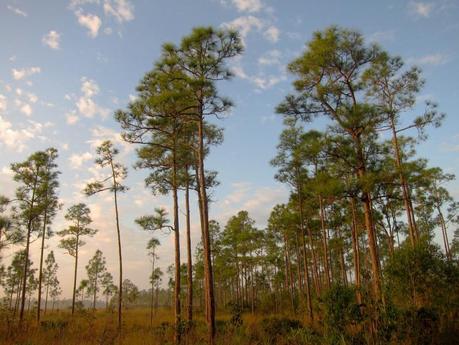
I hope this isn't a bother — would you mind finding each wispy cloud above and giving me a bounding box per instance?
[232,64,286,90]
[409,1,434,17]
[231,0,263,13]
[103,0,134,22]
[0,116,47,152]
[11,67,41,80]
[264,25,280,42]
[69,152,93,168]
[0,95,6,112]
[367,30,396,43]
[7,5,27,17]
[42,30,61,49]
[407,53,450,66]
[222,16,280,45]
[76,77,109,118]
[75,10,102,37]
[258,49,282,66]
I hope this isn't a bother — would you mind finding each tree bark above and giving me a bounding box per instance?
[111,160,123,331]
[172,146,181,345]
[185,173,193,324]
[72,233,79,315]
[37,207,48,323]
[196,115,216,344]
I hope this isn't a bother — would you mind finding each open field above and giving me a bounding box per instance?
[1,305,458,345]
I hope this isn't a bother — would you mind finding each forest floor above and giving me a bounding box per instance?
[0,308,321,345]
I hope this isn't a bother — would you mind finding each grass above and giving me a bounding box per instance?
[0,308,322,345]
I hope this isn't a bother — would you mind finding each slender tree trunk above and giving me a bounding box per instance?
[19,225,32,325]
[37,207,48,323]
[390,117,419,245]
[172,147,181,345]
[150,255,155,327]
[283,233,295,312]
[196,114,215,344]
[294,232,303,293]
[319,196,331,288]
[44,283,49,314]
[296,175,313,320]
[185,173,193,324]
[437,206,451,260]
[355,136,382,302]
[110,161,123,331]
[305,224,320,295]
[72,234,79,315]
[351,197,362,304]
[19,172,39,325]
[93,271,98,310]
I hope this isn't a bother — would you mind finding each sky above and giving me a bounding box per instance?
[0,0,458,298]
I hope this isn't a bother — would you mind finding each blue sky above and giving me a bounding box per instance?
[0,0,458,296]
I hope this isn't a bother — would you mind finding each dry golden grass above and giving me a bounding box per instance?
[0,308,319,345]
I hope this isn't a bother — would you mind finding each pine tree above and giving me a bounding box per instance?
[37,148,60,323]
[10,150,52,324]
[85,249,108,310]
[57,203,97,315]
[43,251,59,314]
[84,140,127,330]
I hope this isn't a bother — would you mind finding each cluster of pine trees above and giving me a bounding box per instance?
[0,25,458,345]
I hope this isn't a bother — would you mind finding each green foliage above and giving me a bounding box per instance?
[384,240,459,311]
[320,284,361,343]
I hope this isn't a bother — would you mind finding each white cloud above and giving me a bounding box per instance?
[76,77,109,118]
[367,30,395,43]
[231,0,262,13]
[232,64,286,90]
[75,10,102,37]
[11,67,41,80]
[69,152,93,168]
[7,5,27,17]
[87,125,131,154]
[27,93,38,103]
[0,116,45,152]
[222,15,263,42]
[42,30,61,49]
[103,0,134,22]
[66,113,79,125]
[408,53,450,65]
[409,1,434,17]
[258,49,281,66]
[81,78,100,97]
[0,95,6,112]
[215,182,288,226]
[19,103,32,116]
[264,25,280,42]
[69,0,100,8]
[222,16,279,45]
